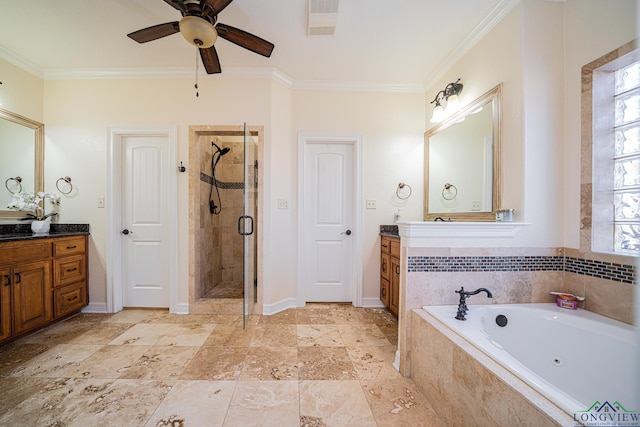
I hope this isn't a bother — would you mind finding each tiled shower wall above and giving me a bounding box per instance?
[399,245,636,376]
[197,136,244,298]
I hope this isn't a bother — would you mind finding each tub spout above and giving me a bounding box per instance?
[454,287,493,321]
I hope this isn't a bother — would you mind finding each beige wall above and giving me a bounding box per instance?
[291,89,425,303]
[399,0,638,378]
[0,59,43,121]
[0,63,425,311]
[1,0,636,314]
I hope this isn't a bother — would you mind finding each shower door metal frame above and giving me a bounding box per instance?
[241,123,258,327]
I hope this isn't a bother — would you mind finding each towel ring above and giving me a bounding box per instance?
[5,176,22,194]
[56,176,73,194]
[442,183,458,200]
[396,182,412,200]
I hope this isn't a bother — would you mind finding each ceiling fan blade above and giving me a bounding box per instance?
[163,0,186,13]
[200,46,222,74]
[201,0,233,17]
[216,23,274,57]
[127,22,180,43]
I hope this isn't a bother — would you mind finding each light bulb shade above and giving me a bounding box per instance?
[430,104,445,123]
[180,16,217,48]
[445,94,461,113]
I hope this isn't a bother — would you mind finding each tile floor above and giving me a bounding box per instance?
[0,304,445,426]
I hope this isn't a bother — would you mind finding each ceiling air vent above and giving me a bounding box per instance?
[307,0,339,36]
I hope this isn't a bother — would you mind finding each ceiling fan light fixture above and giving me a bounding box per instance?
[180,15,217,48]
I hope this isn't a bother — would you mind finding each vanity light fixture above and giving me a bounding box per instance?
[430,79,464,123]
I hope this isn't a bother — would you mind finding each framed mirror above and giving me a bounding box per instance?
[424,83,502,221]
[0,108,44,218]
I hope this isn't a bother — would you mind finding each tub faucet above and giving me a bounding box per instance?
[454,287,493,321]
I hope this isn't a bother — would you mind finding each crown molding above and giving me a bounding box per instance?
[2,0,521,95]
[292,80,424,93]
[40,65,423,93]
[422,0,521,91]
[0,45,43,79]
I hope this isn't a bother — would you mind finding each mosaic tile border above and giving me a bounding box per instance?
[407,255,636,284]
[200,172,244,190]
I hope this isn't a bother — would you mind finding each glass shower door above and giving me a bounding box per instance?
[242,123,258,328]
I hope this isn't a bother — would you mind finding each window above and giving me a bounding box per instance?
[613,61,640,253]
[591,48,640,255]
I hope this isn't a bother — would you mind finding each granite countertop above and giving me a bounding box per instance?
[379,224,399,238]
[0,224,90,242]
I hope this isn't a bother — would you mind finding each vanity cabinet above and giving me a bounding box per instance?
[52,237,88,318]
[0,267,11,341]
[380,235,400,317]
[0,235,88,344]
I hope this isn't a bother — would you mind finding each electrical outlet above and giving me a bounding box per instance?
[97,197,105,208]
[366,199,377,209]
[278,199,288,209]
[471,201,481,211]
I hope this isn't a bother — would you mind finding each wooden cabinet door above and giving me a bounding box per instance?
[380,277,390,307]
[389,257,400,317]
[380,251,390,282]
[0,267,11,341]
[12,260,52,334]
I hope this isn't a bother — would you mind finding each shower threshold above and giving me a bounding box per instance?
[203,282,243,299]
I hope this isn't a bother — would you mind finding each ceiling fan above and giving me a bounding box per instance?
[127,0,274,74]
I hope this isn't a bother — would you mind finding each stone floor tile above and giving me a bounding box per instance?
[145,380,236,427]
[240,347,299,380]
[299,380,377,426]
[298,347,358,380]
[180,346,247,380]
[223,381,300,427]
[361,378,447,427]
[297,324,344,347]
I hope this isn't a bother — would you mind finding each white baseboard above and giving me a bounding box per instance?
[81,302,108,313]
[172,303,189,315]
[361,297,385,308]
[262,297,298,316]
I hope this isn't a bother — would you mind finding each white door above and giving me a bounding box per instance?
[303,141,354,302]
[121,135,170,307]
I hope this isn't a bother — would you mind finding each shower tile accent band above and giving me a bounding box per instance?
[407,255,636,284]
[200,172,244,190]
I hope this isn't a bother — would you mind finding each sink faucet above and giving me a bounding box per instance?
[454,287,493,321]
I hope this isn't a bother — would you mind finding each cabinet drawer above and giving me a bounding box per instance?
[54,255,86,287]
[53,237,86,257]
[390,239,400,258]
[0,240,51,265]
[380,237,391,254]
[54,281,87,318]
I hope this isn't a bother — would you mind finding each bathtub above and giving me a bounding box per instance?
[422,303,638,417]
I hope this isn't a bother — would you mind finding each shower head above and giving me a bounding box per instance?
[211,142,230,156]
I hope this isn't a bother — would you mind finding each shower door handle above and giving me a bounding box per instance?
[238,215,254,236]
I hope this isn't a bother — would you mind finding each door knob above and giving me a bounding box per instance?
[341,230,352,236]
[121,229,131,235]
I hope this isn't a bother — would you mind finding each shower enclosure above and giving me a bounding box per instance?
[190,124,259,327]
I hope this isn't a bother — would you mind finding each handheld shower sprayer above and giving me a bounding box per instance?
[209,141,230,214]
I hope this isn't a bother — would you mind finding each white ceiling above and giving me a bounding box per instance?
[0,0,517,90]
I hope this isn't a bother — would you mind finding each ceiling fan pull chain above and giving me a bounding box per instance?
[194,46,199,98]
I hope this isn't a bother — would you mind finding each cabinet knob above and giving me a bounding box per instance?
[121,229,131,235]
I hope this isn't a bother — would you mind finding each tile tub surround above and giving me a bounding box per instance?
[410,309,572,426]
[398,246,636,378]
[0,304,445,426]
